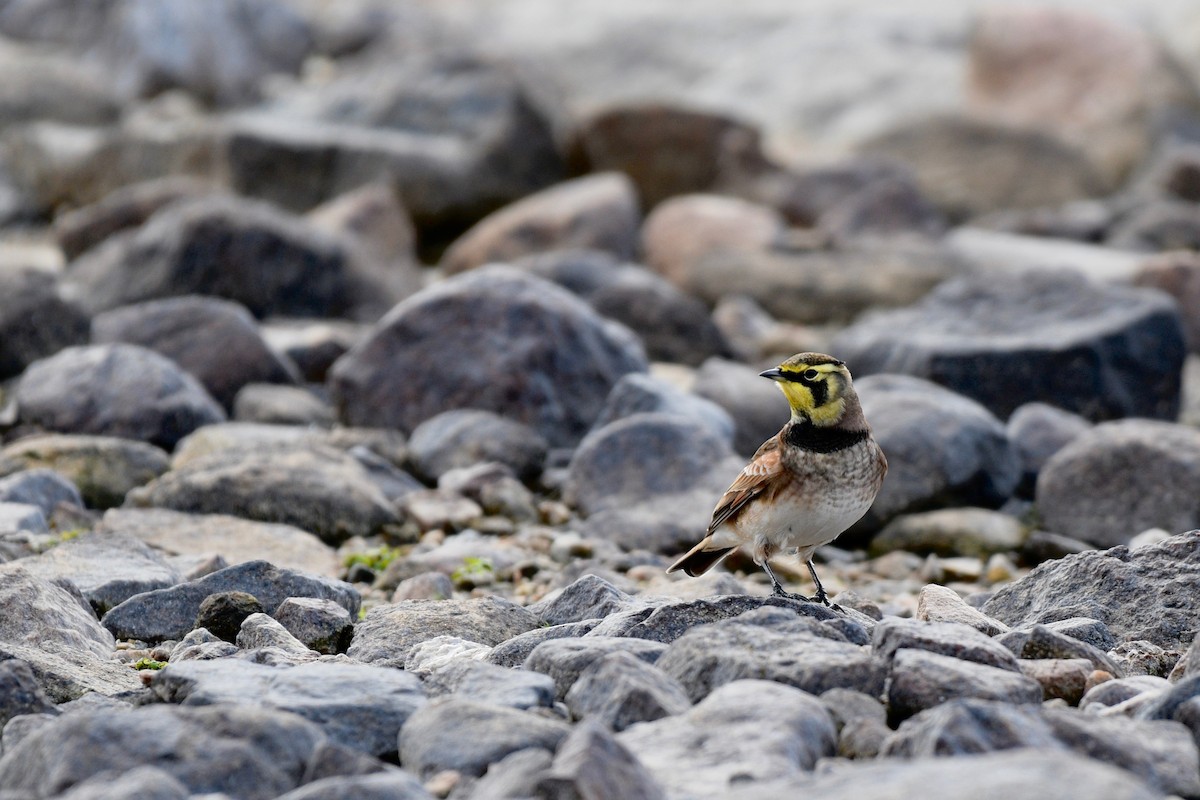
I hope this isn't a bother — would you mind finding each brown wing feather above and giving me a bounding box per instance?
[707,434,786,533]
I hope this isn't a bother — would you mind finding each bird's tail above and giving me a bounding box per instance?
[666,536,736,577]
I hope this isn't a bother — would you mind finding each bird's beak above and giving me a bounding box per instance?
[759,368,785,382]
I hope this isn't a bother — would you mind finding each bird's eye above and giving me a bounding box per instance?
[803,369,820,381]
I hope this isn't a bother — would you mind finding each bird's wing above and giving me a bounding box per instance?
[707,435,787,534]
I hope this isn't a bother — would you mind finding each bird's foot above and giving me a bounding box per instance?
[810,586,844,613]
[770,581,812,602]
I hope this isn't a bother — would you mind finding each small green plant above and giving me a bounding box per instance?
[133,658,166,670]
[343,546,402,573]
[451,556,494,584]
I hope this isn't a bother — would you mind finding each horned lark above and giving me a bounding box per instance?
[667,353,886,606]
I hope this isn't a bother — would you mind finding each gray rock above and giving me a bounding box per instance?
[883,699,1059,757]
[397,488,483,532]
[0,564,141,701]
[194,590,266,642]
[232,383,334,427]
[0,434,169,509]
[872,618,1020,671]
[1081,676,1171,714]
[465,748,554,800]
[0,468,81,515]
[408,409,548,484]
[18,530,183,614]
[527,574,643,626]
[92,295,298,410]
[1036,421,1200,547]
[655,614,883,702]
[397,699,570,779]
[886,649,1043,724]
[617,680,835,798]
[236,612,315,657]
[0,268,88,381]
[820,688,890,759]
[819,175,945,242]
[67,194,398,320]
[525,637,668,701]
[1109,200,1200,251]
[403,636,492,677]
[1002,624,1124,677]
[437,463,538,522]
[850,375,1020,535]
[127,444,399,545]
[915,584,1009,635]
[692,357,789,457]
[1135,673,1200,722]
[728,749,1164,800]
[1110,640,1178,678]
[170,627,239,663]
[983,531,1200,651]
[54,766,190,800]
[1171,631,1200,681]
[261,319,364,383]
[486,620,604,669]
[423,659,555,711]
[1018,658,1093,704]
[564,650,691,731]
[871,508,1026,559]
[1042,617,1118,652]
[0,660,56,731]
[274,771,434,800]
[15,344,225,450]
[96,508,340,577]
[833,271,1185,422]
[274,597,354,655]
[592,372,735,445]
[152,659,425,758]
[0,704,330,799]
[1006,402,1091,494]
[348,596,541,668]
[392,572,455,602]
[0,502,51,561]
[538,720,666,800]
[102,559,359,642]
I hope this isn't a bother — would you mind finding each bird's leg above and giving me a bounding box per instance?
[806,559,842,612]
[762,561,810,602]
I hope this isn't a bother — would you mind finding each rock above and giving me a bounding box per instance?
[403,636,492,677]
[564,650,691,731]
[819,176,946,243]
[692,357,789,457]
[945,226,1144,283]
[399,489,483,533]
[524,637,668,701]
[102,559,359,642]
[441,173,639,274]
[820,687,890,760]
[274,597,354,655]
[52,765,191,800]
[984,531,1200,652]
[1005,624,1125,677]
[915,584,1009,636]
[392,572,455,602]
[0,468,81,515]
[407,409,548,484]
[1021,529,1094,565]
[1041,617,1119,652]
[96,508,340,577]
[274,772,433,800]
[194,590,266,642]
[1134,251,1200,351]
[15,344,225,450]
[833,271,1185,422]
[92,295,298,410]
[1020,659,1093,704]
[0,704,333,799]
[1081,676,1170,714]
[438,463,538,522]
[153,659,425,758]
[883,699,1059,757]
[307,182,418,267]
[537,719,666,800]
[1006,402,1091,495]
[527,574,641,626]
[0,565,141,701]
[872,619,1019,672]
[232,383,334,426]
[464,748,554,799]
[858,115,1105,217]
[348,596,540,668]
[655,614,883,702]
[485,621,604,669]
[1036,421,1200,547]
[66,194,399,321]
[424,659,555,711]
[1171,632,1200,681]
[871,508,1026,559]
[330,266,647,448]
[0,268,89,381]
[886,649,1043,724]
[19,530,182,614]
[0,659,56,730]
[970,200,1118,243]
[236,612,316,657]
[0,502,52,560]
[0,434,169,509]
[127,444,399,545]
[261,319,365,383]
[617,680,835,798]
[1109,201,1200,251]
[591,372,735,445]
[850,375,1020,535]
[398,699,570,779]
[1110,640,1178,678]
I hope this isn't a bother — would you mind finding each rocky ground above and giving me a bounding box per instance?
[2,0,1200,798]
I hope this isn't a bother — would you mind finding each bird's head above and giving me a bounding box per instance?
[760,352,855,426]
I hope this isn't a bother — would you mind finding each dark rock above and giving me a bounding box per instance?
[0,269,88,381]
[763,158,915,227]
[261,319,365,383]
[883,699,1059,757]
[423,659,555,711]
[524,636,668,701]
[465,749,554,799]
[692,357,790,457]
[1036,420,1200,547]
[538,720,666,800]
[66,195,400,321]
[886,649,1042,724]
[348,596,541,668]
[0,660,56,731]
[408,409,548,484]
[1006,624,1124,676]
[398,699,570,779]
[0,564,141,701]
[1018,658,1093,704]
[15,344,225,450]
[591,372,735,445]
[52,765,190,800]
[102,559,358,642]
[274,771,433,800]
[0,434,169,509]
[819,176,946,242]
[330,266,647,448]
[820,688,890,759]
[833,271,1185,422]
[1021,529,1094,564]
[617,679,835,798]
[92,295,298,410]
[1006,402,1091,495]
[195,590,266,643]
[485,620,603,669]
[152,659,426,758]
[851,375,1020,535]
[1109,200,1200,251]
[564,650,691,731]
[273,597,354,655]
[872,619,1020,671]
[983,531,1200,651]
[233,383,334,426]
[0,704,331,799]
[440,173,639,274]
[0,468,81,515]
[127,444,399,545]
[1041,617,1118,652]
[1133,250,1200,352]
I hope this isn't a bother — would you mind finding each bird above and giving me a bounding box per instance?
[666,352,887,606]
